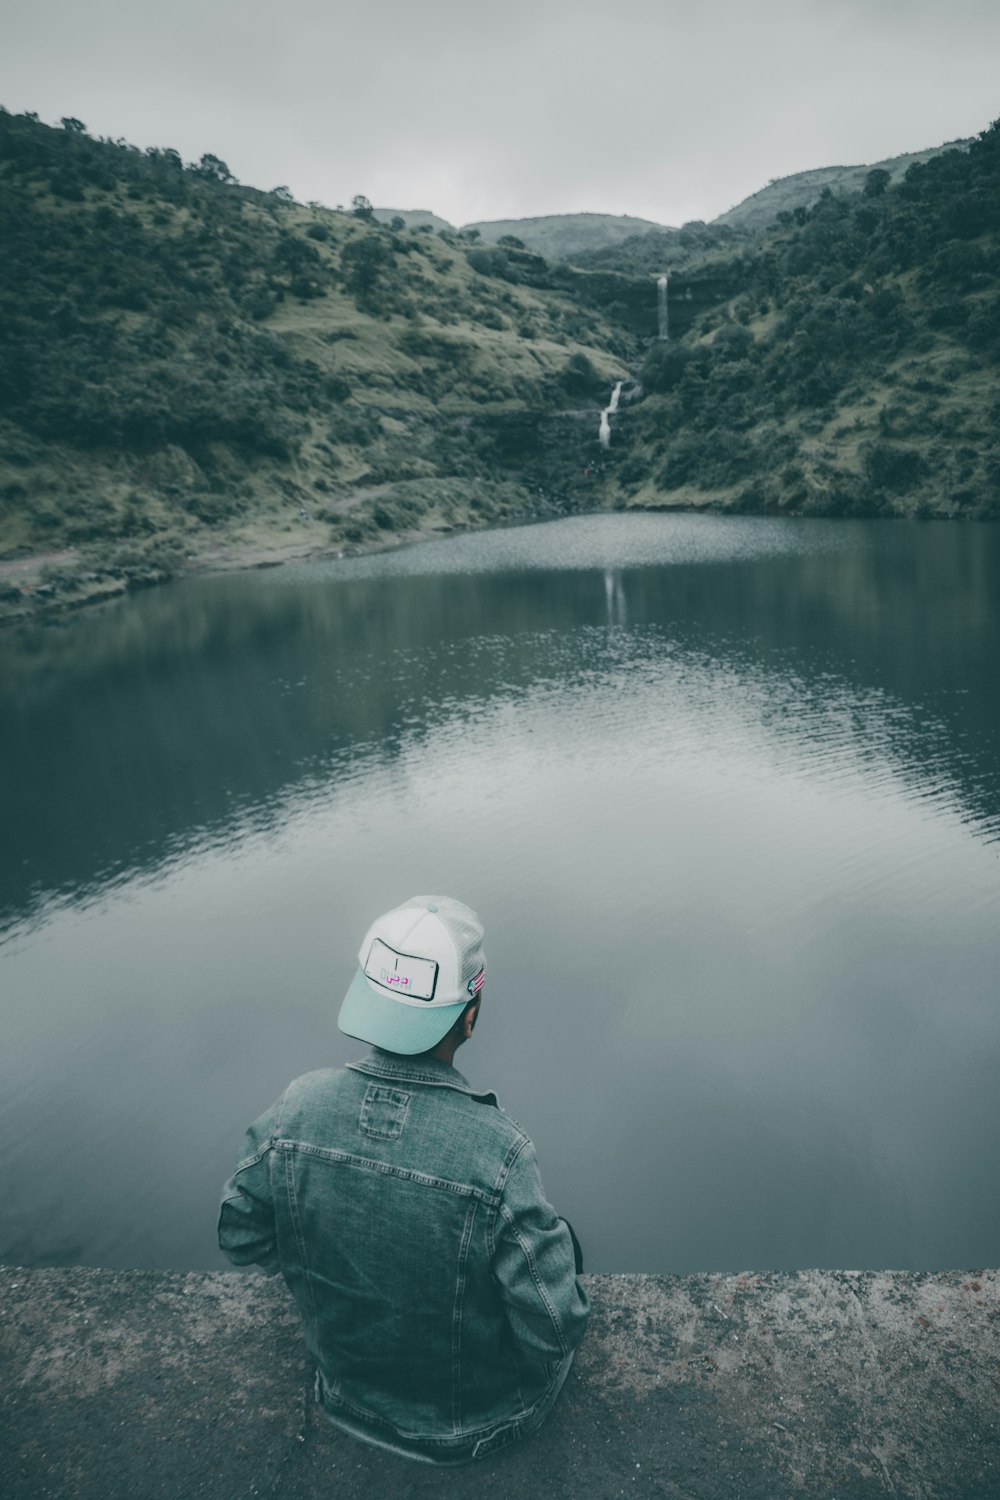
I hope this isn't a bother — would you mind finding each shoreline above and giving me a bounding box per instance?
[0,491,584,627]
[0,518,445,629]
[2,498,995,631]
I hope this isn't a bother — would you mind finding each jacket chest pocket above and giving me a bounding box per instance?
[359,1085,411,1140]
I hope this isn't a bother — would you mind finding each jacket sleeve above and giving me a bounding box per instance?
[217,1097,282,1274]
[492,1138,590,1362]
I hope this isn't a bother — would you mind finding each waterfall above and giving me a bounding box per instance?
[599,380,623,449]
[657,274,669,341]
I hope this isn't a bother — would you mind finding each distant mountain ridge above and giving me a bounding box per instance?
[371,209,669,262]
[715,139,975,230]
[462,213,668,260]
[376,140,973,263]
[371,208,452,232]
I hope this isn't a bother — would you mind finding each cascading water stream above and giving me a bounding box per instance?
[657,274,669,340]
[599,380,624,449]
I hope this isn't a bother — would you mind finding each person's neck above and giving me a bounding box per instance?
[429,1035,461,1066]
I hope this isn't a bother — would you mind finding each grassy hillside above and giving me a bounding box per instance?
[462,213,667,261]
[0,111,640,617]
[1,109,998,623]
[714,140,974,232]
[571,140,976,282]
[372,208,453,232]
[600,127,1000,520]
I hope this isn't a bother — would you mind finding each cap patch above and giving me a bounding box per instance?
[468,966,485,998]
[364,938,438,1001]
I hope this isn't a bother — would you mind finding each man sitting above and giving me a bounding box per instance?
[218,894,589,1464]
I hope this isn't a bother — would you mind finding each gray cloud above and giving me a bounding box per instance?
[3,0,998,225]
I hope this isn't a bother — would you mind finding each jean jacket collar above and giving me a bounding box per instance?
[347,1047,498,1106]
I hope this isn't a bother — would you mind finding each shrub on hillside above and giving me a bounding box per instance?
[558,352,604,400]
[641,343,689,393]
[863,442,925,493]
[340,235,393,309]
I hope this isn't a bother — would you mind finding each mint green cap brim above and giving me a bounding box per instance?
[338,966,469,1055]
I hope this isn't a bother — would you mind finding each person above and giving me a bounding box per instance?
[218,894,589,1465]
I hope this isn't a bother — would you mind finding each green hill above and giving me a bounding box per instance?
[1,108,998,623]
[0,112,639,617]
[462,213,667,262]
[572,140,976,281]
[372,208,453,232]
[714,140,974,232]
[600,130,1000,520]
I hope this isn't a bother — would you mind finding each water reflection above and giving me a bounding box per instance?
[603,568,627,627]
[2,518,998,934]
[0,515,998,1272]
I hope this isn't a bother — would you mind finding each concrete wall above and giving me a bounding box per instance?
[1,1265,997,1499]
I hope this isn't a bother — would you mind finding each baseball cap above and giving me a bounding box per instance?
[338,895,486,1055]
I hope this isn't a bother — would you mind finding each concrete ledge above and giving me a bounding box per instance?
[1,1265,997,1499]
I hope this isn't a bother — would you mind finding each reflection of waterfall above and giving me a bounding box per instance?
[603,568,627,626]
[657,274,669,340]
[598,380,624,449]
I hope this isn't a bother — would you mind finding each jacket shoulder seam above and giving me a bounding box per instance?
[493,1132,530,1197]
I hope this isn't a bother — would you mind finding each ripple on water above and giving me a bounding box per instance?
[1,514,998,1272]
[265,511,850,587]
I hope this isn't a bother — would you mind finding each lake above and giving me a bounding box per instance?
[1,512,998,1273]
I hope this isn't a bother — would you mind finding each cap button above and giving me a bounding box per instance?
[427,903,438,913]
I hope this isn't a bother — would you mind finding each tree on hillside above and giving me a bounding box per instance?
[341,234,391,307]
[864,168,891,198]
[195,153,236,184]
[60,117,87,135]
[559,350,603,399]
[352,194,375,222]
[146,146,183,169]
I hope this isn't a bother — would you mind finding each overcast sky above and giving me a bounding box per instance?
[3,0,998,227]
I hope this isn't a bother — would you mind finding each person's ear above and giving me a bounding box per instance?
[464,1001,478,1039]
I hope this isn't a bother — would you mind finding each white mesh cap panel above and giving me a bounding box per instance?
[407,895,486,992]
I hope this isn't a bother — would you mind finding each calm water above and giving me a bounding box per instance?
[1,513,998,1274]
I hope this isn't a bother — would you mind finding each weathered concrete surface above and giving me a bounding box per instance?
[1,1266,997,1499]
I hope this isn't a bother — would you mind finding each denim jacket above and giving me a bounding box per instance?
[218,1049,589,1464]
